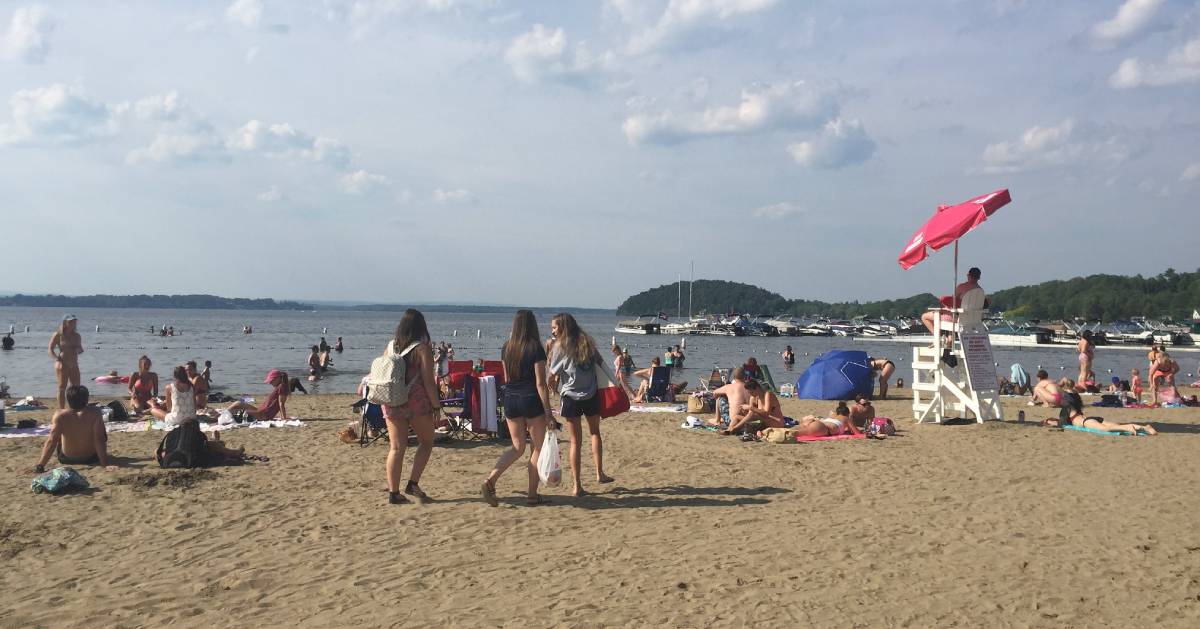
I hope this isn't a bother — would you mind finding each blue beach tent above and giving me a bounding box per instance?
[795,350,873,400]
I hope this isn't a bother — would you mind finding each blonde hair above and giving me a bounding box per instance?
[552,313,597,364]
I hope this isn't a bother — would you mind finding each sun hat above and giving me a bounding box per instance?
[264,369,283,383]
[62,314,77,322]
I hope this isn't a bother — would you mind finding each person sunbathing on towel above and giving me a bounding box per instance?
[1031,370,1064,407]
[723,379,786,434]
[1042,383,1156,435]
[225,369,289,421]
[708,367,750,430]
[794,402,862,437]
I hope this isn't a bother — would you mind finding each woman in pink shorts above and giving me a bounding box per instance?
[381,309,442,505]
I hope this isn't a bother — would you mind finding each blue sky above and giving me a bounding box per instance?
[1,0,1197,308]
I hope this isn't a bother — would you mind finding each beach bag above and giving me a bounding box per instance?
[687,395,713,414]
[31,467,90,494]
[866,417,896,438]
[537,430,562,487]
[105,400,129,422]
[156,421,208,468]
[761,427,801,444]
[338,424,359,444]
[366,341,420,406]
[595,360,630,419]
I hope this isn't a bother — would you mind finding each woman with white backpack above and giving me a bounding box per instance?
[372,309,442,505]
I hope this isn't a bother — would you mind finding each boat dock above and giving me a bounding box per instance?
[856,336,1200,353]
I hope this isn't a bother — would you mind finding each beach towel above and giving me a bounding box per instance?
[795,433,867,443]
[479,375,498,433]
[1063,425,1150,437]
[0,424,52,439]
[629,404,685,413]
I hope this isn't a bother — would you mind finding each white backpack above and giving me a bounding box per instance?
[366,341,421,406]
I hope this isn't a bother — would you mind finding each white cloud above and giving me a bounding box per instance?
[226,120,351,167]
[1182,163,1200,181]
[133,91,187,121]
[623,81,841,146]
[257,185,286,202]
[184,18,214,33]
[505,24,610,87]
[0,83,119,146]
[432,187,474,204]
[751,201,803,219]
[1109,36,1200,89]
[245,45,261,63]
[787,117,875,170]
[225,0,263,28]
[126,130,228,164]
[340,169,389,194]
[978,119,1134,174]
[2,4,55,64]
[628,0,779,54]
[1088,0,1166,50]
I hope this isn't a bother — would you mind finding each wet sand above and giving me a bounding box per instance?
[2,388,1199,627]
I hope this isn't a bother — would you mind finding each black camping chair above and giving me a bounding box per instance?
[352,385,387,447]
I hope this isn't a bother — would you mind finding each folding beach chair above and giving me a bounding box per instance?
[351,387,387,447]
[446,360,474,391]
[482,360,506,386]
[756,365,780,394]
[644,366,674,402]
[698,368,726,391]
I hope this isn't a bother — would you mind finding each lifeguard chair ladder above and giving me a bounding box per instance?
[911,288,1003,423]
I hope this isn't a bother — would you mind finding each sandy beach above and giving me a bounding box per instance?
[2,389,1199,628]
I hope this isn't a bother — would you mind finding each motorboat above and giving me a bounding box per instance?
[614,315,662,335]
[763,315,802,335]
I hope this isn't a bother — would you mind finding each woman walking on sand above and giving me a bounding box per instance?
[48,314,84,409]
[481,310,554,507]
[547,313,613,497]
[381,309,441,505]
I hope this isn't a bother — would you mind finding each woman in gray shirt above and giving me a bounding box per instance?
[548,313,614,496]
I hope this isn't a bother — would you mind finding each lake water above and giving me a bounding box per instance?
[0,306,1192,398]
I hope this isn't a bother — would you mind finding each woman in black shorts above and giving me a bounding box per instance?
[547,312,613,497]
[481,310,554,507]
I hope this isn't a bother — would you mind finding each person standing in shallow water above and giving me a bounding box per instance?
[547,312,613,497]
[48,315,84,410]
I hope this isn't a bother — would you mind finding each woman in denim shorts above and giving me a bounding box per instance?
[547,313,613,497]
[481,310,554,507]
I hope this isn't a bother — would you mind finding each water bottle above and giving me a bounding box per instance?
[1017,410,1025,423]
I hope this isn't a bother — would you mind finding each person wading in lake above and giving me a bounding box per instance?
[48,315,84,410]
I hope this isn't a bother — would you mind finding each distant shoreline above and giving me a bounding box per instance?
[0,295,614,315]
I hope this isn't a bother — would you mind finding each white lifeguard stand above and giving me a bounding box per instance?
[911,287,1003,423]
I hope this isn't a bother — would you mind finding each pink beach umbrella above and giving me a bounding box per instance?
[897,188,1012,271]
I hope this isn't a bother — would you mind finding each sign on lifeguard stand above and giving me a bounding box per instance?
[911,288,1003,423]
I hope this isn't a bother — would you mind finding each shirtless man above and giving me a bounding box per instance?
[48,314,84,409]
[185,360,209,409]
[1030,370,1064,407]
[725,379,786,434]
[709,367,751,430]
[921,267,990,334]
[33,385,116,472]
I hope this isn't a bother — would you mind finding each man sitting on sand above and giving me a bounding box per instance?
[722,379,786,435]
[1031,370,1064,407]
[32,385,117,473]
[708,367,750,430]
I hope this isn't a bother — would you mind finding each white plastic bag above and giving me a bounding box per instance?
[537,430,562,487]
[217,409,235,426]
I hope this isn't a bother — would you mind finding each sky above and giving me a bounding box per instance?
[1,0,1198,309]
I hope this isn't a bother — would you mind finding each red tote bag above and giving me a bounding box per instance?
[595,360,630,419]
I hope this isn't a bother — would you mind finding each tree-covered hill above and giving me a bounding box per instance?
[618,269,1200,321]
[0,294,308,310]
[988,269,1200,321]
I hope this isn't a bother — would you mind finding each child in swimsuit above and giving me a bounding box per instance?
[1131,368,1143,403]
